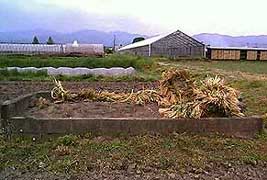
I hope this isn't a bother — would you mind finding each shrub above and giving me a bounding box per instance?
[132,37,145,43]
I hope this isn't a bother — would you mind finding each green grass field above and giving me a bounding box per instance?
[0,54,153,70]
[0,54,160,81]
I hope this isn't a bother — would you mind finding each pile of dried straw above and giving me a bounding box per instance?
[51,69,245,118]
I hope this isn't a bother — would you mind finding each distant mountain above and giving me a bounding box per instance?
[3,30,267,48]
[0,29,146,47]
[193,33,267,48]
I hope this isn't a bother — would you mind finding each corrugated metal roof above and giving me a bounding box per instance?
[208,46,267,51]
[118,32,172,51]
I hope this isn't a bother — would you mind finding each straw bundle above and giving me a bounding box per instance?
[159,69,195,107]
[51,85,161,105]
[159,76,244,118]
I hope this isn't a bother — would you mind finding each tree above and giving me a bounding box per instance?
[32,36,40,44]
[132,37,145,43]
[46,36,54,45]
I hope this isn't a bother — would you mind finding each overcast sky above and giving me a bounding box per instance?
[1,0,267,36]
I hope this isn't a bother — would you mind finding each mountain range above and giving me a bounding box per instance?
[0,29,146,47]
[1,29,267,48]
[193,33,267,48]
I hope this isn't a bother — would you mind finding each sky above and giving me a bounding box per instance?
[1,0,267,36]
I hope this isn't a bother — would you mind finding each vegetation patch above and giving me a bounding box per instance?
[0,54,153,70]
[161,59,267,75]
[0,54,160,81]
[0,133,267,174]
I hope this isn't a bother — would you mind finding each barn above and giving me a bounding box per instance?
[118,30,205,59]
[207,47,267,61]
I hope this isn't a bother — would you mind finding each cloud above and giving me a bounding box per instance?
[2,0,267,36]
[0,0,163,35]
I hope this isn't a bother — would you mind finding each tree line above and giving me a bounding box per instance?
[32,36,55,45]
[32,36,145,45]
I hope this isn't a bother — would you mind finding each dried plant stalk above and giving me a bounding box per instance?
[50,69,245,119]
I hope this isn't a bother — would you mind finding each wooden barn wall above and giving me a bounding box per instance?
[260,51,267,60]
[120,45,149,56]
[247,51,257,60]
[211,50,240,60]
[151,32,205,58]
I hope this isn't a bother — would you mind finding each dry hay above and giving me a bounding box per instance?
[50,69,245,119]
[159,69,195,107]
[51,79,161,105]
[159,76,244,118]
[78,89,161,105]
[51,78,73,103]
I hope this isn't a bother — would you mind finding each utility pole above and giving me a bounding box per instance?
[113,35,116,51]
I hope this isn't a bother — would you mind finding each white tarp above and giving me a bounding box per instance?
[1,67,136,76]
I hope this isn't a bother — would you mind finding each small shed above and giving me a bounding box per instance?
[118,30,205,59]
[207,47,267,61]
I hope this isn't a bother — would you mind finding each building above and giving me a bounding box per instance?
[0,41,104,57]
[207,46,267,61]
[118,30,205,59]
[65,41,104,56]
[0,43,63,55]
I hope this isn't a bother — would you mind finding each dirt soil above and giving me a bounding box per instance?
[0,81,160,119]
[0,81,158,103]
[1,165,266,180]
[27,101,161,118]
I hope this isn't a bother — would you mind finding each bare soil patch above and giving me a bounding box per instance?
[0,81,158,103]
[27,101,161,118]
